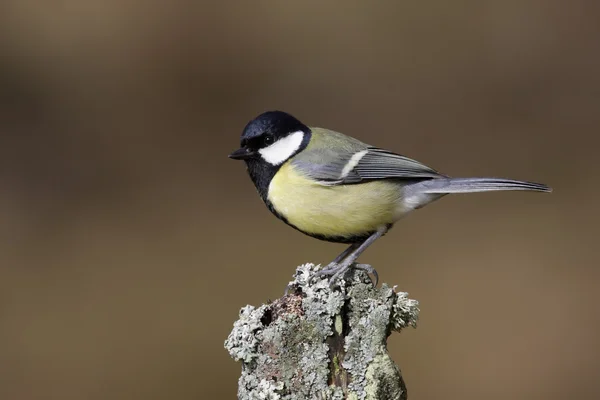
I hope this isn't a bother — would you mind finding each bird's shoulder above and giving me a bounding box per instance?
[303,127,369,156]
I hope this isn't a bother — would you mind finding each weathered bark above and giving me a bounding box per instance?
[225,263,419,400]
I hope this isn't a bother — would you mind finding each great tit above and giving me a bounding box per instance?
[229,111,551,285]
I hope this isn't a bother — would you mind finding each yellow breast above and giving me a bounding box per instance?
[267,162,402,239]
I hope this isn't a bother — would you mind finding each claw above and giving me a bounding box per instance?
[283,283,295,296]
[354,263,379,287]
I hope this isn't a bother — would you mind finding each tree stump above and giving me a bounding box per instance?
[225,264,419,399]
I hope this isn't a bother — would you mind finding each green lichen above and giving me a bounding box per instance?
[334,314,343,335]
[364,354,406,400]
[340,275,418,399]
[333,354,341,374]
[224,263,419,399]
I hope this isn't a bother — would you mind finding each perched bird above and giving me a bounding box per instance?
[229,111,551,285]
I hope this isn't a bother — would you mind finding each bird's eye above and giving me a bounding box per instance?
[263,135,274,145]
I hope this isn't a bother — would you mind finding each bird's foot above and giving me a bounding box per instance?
[313,261,340,277]
[313,262,378,288]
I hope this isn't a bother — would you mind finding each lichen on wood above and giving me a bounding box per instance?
[225,263,419,399]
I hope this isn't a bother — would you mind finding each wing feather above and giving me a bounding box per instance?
[290,128,444,185]
[353,148,443,180]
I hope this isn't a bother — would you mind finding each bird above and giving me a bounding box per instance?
[229,111,551,286]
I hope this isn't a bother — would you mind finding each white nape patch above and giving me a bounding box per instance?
[259,130,304,165]
[339,150,368,178]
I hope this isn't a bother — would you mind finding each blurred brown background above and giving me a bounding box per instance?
[0,1,598,399]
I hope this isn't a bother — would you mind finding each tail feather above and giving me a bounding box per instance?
[412,177,552,194]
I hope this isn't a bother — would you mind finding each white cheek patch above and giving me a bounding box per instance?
[259,131,305,165]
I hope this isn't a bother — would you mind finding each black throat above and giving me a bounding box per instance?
[245,159,279,202]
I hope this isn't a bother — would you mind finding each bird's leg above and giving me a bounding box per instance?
[317,243,359,274]
[317,225,389,286]
[292,243,361,295]
[288,243,360,295]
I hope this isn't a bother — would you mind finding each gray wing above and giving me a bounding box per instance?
[350,148,444,182]
[292,142,444,186]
